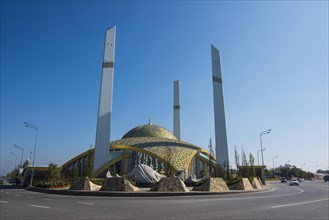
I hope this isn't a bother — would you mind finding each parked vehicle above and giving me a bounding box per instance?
[290,179,300,186]
[324,175,329,182]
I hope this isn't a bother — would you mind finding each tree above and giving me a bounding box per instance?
[208,137,214,176]
[234,146,240,174]
[248,153,255,178]
[241,148,247,166]
[47,162,60,182]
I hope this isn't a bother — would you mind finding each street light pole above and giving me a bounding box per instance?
[315,164,319,173]
[260,129,271,166]
[13,144,24,167]
[24,122,38,187]
[257,147,267,166]
[10,152,17,170]
[301,163,306,170]
[272,155,278,170]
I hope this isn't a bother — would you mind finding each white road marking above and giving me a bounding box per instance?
[42,198,53,201]
[5,192,9,194]
[271,198,329,208]
[0,201,9,203]
[27,196,35,199]
[178,187,304,204]
[77,202,94,205]
[30,205,50,209]
[14,194,20,197]
[1,190,3,193]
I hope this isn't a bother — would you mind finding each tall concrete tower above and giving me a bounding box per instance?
[211,44,229,167]
[173,80,181,140]
[93,26,116,172]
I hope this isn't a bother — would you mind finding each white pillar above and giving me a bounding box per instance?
[173,80,181,140]
[211,44,229,166]
[93,26,116,172]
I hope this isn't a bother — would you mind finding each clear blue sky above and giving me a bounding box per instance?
[1,1,328,175]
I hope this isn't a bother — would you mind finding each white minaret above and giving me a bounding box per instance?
[211,44,229,167]
[93,26,116,172]
[173,80,181,140]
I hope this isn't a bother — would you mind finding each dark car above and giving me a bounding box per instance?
[324,175,329,182]
[281,177,287,183]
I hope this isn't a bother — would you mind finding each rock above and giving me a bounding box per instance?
[127,164,165,184]
[100,177,139,191]
[251,177,263,189]
[150,176,189,192]
[192,178,229,192]
[69,177,101,191]
[228,178,254,191]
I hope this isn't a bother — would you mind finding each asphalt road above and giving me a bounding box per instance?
[1,181,328,220]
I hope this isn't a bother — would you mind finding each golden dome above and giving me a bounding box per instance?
[122,123,177,140]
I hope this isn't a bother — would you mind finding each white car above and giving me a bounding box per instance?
[290,179,300,186]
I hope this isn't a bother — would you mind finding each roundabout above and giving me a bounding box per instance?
[1,181,328,219]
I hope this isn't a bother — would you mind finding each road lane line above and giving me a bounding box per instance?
[42,198,53,201]
[0,201,9,203]
[175,187,304,204]
[271,198,329,209]
[5,192,9,194]
[30,205,50,209]
[77,202,94,205]
[14,194,20,197]
[27,196,35,199]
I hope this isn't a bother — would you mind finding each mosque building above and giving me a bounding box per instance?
[22,26,228,185]
[61,121,216,179]
[60,26,228,180]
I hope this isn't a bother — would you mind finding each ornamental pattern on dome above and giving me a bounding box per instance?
[122,124,177,140]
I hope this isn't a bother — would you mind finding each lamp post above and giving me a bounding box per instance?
[315,164,319,173]
[272,155,278,170]
[260,129,271,166]
[301,163,306,171]
[24,122,38,187]
[10,152,17,170]
[257,147,267,165]
[285,160,290,179]
[13,144,24,168]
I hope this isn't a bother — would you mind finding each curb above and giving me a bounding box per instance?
[27,185,273,197]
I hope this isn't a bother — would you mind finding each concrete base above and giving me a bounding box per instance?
[229,178,254,191]
[69,177,101,191]
[251,177,263,189]
[192,178,229,192]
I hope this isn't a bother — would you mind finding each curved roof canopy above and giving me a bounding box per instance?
[62,123,216,177]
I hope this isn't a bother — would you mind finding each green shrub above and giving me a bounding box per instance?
[226,176,241,186]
